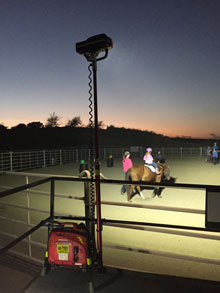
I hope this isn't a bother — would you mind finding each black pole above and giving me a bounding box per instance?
[76,34,113,271]
[50,179,55,228]
[92,58,103,269]
[84,179,96,265]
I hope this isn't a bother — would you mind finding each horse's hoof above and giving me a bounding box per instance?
[158,195,162,198]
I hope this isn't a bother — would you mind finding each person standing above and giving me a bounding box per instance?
[121,151,133,194]
[155,150,162,163]
[206,146,212,162]
[212,148,218,165]
[213,142,218,151]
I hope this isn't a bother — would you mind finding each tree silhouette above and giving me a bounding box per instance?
[66,116,82,127]
[11,123,27,130]
[45,112,61,128]
[0,124,7,132]
[98,121,105,129]
[27,121,44,128]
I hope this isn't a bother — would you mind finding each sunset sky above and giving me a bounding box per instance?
[1,0,220,138]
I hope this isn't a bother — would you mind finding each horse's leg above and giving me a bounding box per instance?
[126,185,132,202]
[153,188,158,197]
[127,184,136,202]
[153,173,163,198]
[136,185,145,199]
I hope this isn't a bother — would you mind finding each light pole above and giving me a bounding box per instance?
[76,34,113,269]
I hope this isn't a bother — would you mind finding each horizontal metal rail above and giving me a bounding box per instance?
[104,222,220,241]
[0,187,204,215]
[101,201,204,215]
[0,177,51,199]
[103,218,220,233]
[2,171,220,192]
[0,185,84,200]
[103,242,220,266]
[0,201,84,217]
[0,230,47,248]
[0,216,51,256]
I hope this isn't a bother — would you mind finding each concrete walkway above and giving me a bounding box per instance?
[0,253,41,293]
[24,267,220,293]
[1,253,220,293]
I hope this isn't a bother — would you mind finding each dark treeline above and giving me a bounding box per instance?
[0,125,216,151]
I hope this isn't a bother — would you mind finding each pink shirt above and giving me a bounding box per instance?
[143,154,153,164]
[122,158,133,172]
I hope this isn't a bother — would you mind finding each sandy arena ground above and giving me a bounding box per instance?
[0,156,220,282]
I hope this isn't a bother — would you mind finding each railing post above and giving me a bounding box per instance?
[180,147,183,157]
[76,149,78,162]
[29,152,31,168]
[43,150,46,167]
[50,179,55,225]
[0,153,2,171]
[9,151,13,172]
[26,175,32,259]
[60,149,62,165]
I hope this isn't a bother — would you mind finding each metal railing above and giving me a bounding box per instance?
[0,171,220,270]
[0,146,209,172]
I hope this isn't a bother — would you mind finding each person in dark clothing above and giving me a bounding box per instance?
[154,150,165,164]
[155,151,162,163]
[213,143,218,151]
[212,148,218,165]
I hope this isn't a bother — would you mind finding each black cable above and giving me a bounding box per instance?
[88,63,97,262]
[88,63,95,215]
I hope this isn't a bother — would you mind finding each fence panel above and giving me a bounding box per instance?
[0,147,209,172]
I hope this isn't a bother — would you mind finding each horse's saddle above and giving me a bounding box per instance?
[144,164,156,173]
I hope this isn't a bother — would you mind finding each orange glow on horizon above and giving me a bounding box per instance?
[1,119,215,139]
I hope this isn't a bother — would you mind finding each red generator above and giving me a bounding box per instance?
[48,222,88,270]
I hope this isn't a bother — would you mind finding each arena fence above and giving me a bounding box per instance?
[0,171,220,271]
[0,146,209,172]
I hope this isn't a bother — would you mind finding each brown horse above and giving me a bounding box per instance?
[125,162,175,202]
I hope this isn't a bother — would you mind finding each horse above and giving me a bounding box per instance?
[125,162,175,202]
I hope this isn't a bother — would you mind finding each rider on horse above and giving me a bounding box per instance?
[143,147,160,174]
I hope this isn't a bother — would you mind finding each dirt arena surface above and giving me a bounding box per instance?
[1,156,220,282]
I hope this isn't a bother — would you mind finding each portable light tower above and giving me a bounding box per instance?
[76,34,113,269]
